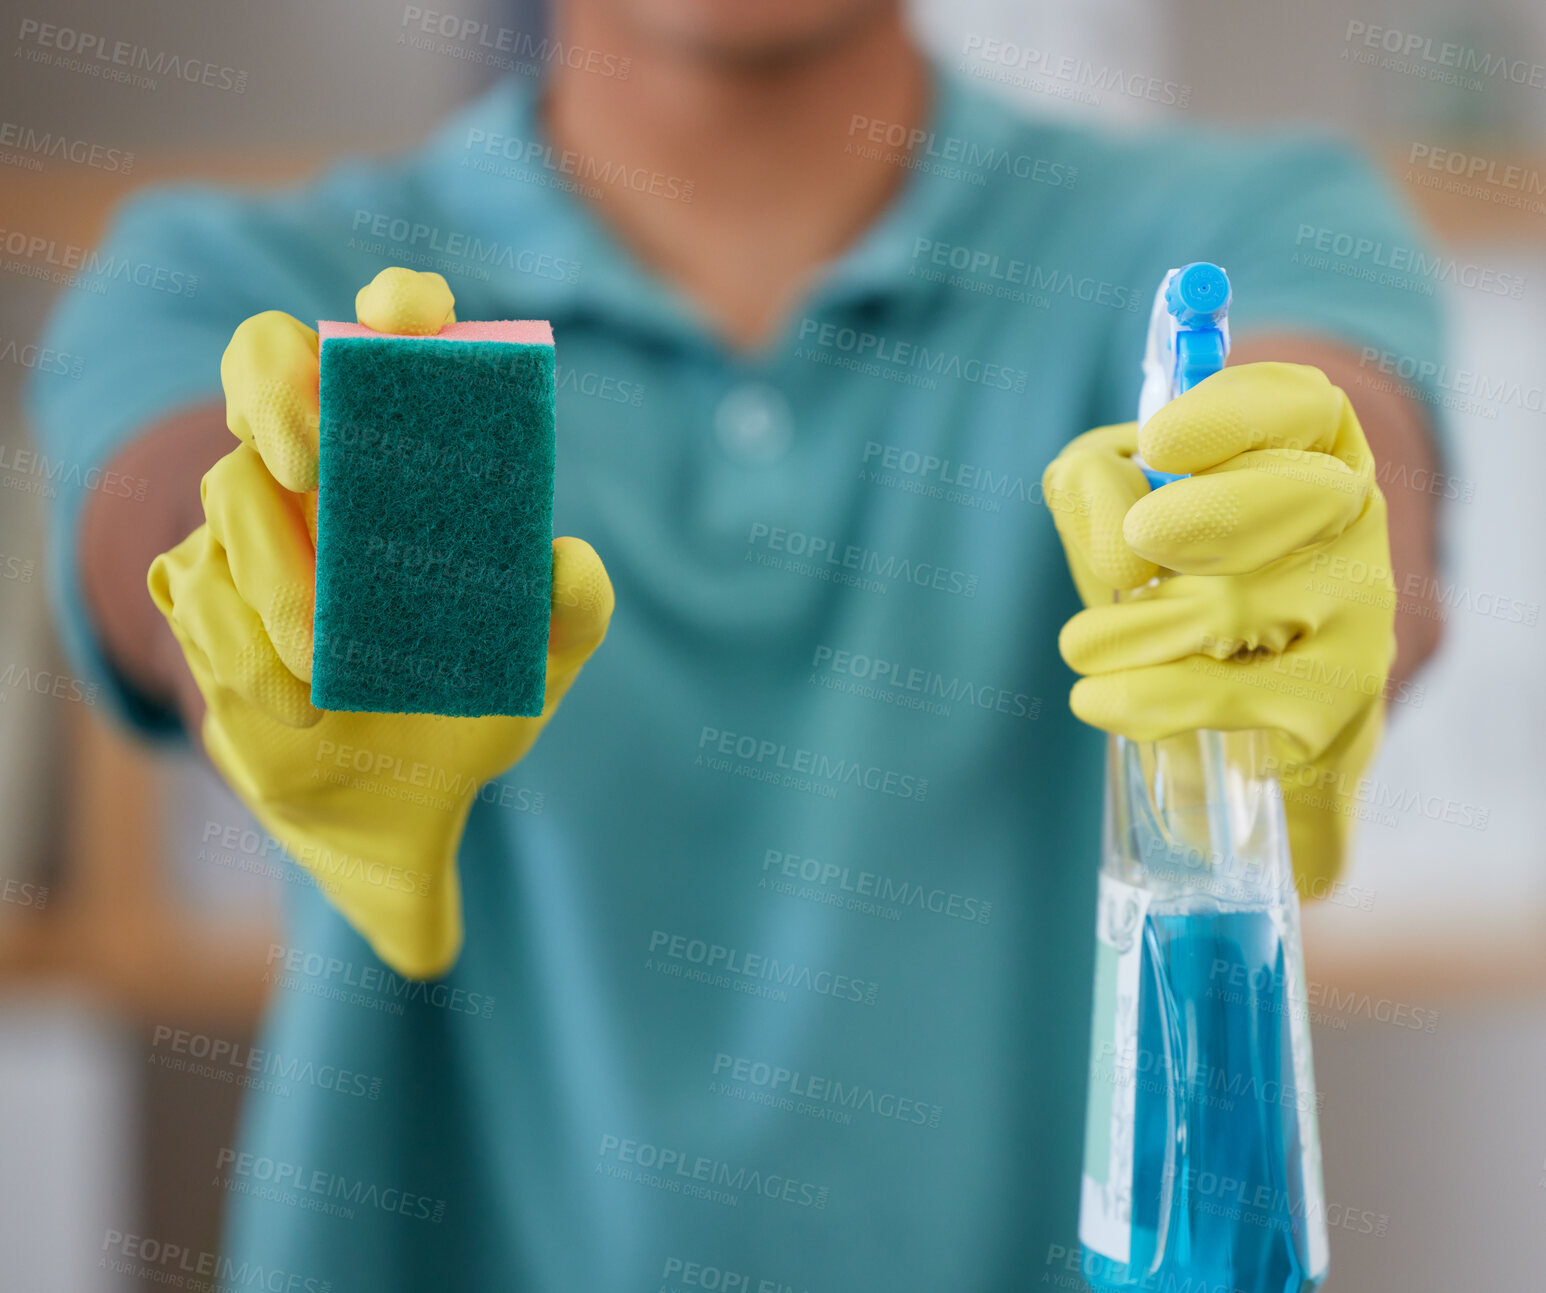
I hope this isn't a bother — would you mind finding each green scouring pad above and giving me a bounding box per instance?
[312,320,555,717]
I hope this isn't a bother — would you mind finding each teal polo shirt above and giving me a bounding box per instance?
[30,66,1442,1293]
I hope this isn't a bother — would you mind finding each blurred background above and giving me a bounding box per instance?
[1,0,1544,1287]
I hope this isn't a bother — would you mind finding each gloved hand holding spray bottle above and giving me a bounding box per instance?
[1077,264,1331,1292]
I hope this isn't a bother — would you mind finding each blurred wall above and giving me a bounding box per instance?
[0,2,522,1287]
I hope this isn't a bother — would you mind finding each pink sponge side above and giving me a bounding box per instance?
[318,320,554,345]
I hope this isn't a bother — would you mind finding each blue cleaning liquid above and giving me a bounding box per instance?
[1082,902,1324,1293]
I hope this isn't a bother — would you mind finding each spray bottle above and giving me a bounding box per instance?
[1078,264,1330,1293]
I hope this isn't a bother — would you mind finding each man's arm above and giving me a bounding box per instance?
[1230,335,1442,686]
[78,404,229,730]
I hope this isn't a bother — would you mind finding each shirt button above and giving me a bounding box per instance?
[714,382,793,464]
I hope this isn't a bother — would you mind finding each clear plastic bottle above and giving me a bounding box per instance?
[1077,263,1330,1292]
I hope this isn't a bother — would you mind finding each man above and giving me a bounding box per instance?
[31,0,1443,1287]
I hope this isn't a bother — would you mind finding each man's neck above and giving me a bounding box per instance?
[543,6,929,350]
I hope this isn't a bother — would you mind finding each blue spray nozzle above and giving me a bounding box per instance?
[1165,261,1231,328]
[1136,262,1233,490]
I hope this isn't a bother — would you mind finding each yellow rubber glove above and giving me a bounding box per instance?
[1042,362,1397,892]
[149,268,614,978]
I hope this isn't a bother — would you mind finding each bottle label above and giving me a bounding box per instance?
[1079,873,1150,1265]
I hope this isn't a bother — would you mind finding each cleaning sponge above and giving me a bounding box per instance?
[312,319,555,717]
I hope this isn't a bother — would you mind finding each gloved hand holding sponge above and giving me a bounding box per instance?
[149,268,614,979]
[1044,361,1397,892]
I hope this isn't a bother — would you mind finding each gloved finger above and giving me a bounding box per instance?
[201,444,317,682]
[1139,362,1374,478]
[148,540,223,714]
[1058,575,1311,676]
[1068,641,1362,760]
[1123,448,1370,574]
[545,537,614,700]
[220,311,321,493]
[148,526,321,729]
[355,267,456,335]
[1042,423,1160,596]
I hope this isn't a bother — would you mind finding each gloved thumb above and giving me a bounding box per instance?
[355,267,456,335]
